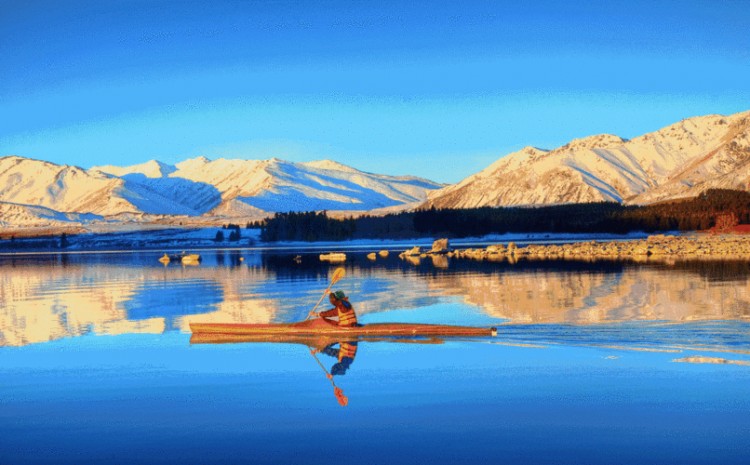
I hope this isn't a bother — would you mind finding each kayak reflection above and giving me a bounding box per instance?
[190,318,495,406]
[189,331,457,407]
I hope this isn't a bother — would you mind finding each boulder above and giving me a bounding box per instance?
[430,238,450,254]
[486,244,505,254]
[404,246,422,256]
[507,242,517,254]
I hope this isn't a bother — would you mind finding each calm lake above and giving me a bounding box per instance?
[2,246,750,464]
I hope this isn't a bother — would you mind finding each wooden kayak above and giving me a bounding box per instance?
[189,332,451,347]
[189,318,496,338]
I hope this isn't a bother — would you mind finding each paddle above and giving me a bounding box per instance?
[304,267,349,405]
[309,348,349,407]
[305,267,346,320]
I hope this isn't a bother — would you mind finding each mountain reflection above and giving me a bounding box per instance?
[0,262,278,346]
[2,253,750,347]
[424,266,750,323]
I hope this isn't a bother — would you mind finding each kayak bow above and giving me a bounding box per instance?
[189,318,496,338]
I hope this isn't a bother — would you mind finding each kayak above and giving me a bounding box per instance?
[189,332,452,347]
[189,318,496,338]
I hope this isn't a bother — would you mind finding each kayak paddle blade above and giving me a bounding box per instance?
[334,387,348,407]
[331,267,345,285]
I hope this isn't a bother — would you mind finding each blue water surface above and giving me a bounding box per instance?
[1,249,750,464]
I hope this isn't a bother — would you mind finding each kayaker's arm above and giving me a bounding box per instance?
[321,344,340,358]
[319,308,337,318]
[331,358,353,376]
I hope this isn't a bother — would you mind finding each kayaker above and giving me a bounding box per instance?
[318,340,358,376]
[313,290,358,327]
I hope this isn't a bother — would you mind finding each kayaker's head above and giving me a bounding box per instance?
[329,290,347,303]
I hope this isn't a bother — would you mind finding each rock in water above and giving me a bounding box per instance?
[404,246,422,256]
[430,238,450,254]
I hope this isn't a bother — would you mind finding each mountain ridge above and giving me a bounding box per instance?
[0,155,444,228]
[423,109,750,209]
[3,109,750,230]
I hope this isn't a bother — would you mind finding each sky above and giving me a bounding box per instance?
[1,0,749,183]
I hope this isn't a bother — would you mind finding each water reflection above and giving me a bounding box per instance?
[0,260,280,346]
[673,355,750,366]
[190,332,452,406]
[124,279,223,323]
[197,332,361,406]
[2,252,750,350]
[426,265,750,323]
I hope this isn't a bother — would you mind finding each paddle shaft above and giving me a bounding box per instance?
[306,289,333,320]
[309,348,348,406]
[306,268,345,320]
[310,349,335,386]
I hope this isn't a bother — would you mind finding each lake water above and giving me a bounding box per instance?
[2,247,750,464]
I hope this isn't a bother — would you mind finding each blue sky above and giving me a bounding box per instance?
[1,0,749,183]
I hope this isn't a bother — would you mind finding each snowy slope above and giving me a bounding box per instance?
[93,156,443,216]
[0,155,443,227]
[113,156,444,216]
[230,158,442,213]
[0,201,101,228]
[92,158,224,215]
[0,156,137,215]
[92,160,177,178]
[425,110,750,208]
[628,112,750,203]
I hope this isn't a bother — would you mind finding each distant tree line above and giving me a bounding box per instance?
[260,211,356,242]
[614,189,750,232]
[215,224,243,242]
[0,233,71,251]
[258,189,750,241]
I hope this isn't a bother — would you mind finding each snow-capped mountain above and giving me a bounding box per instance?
[0,201,102,229]
[0,155,443,227]
[93,156,442,215]
[0,156,136,215]
[4,109,750,230]
[424,110,750,209]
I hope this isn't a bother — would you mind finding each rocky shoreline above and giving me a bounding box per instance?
[400,234,750,263]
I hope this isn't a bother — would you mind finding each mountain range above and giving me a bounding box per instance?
[424,110,750,209]
[0,156,442,229]
[1,109,749,230]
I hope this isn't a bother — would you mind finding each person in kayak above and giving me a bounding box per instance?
[313,290,358,327]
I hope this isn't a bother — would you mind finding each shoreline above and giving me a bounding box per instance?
[0,227,649,255]
[399,233,750,263]
[5,226,750,262]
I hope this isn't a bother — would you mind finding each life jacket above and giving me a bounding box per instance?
[336,299,358,327]
[338,341,358,361]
